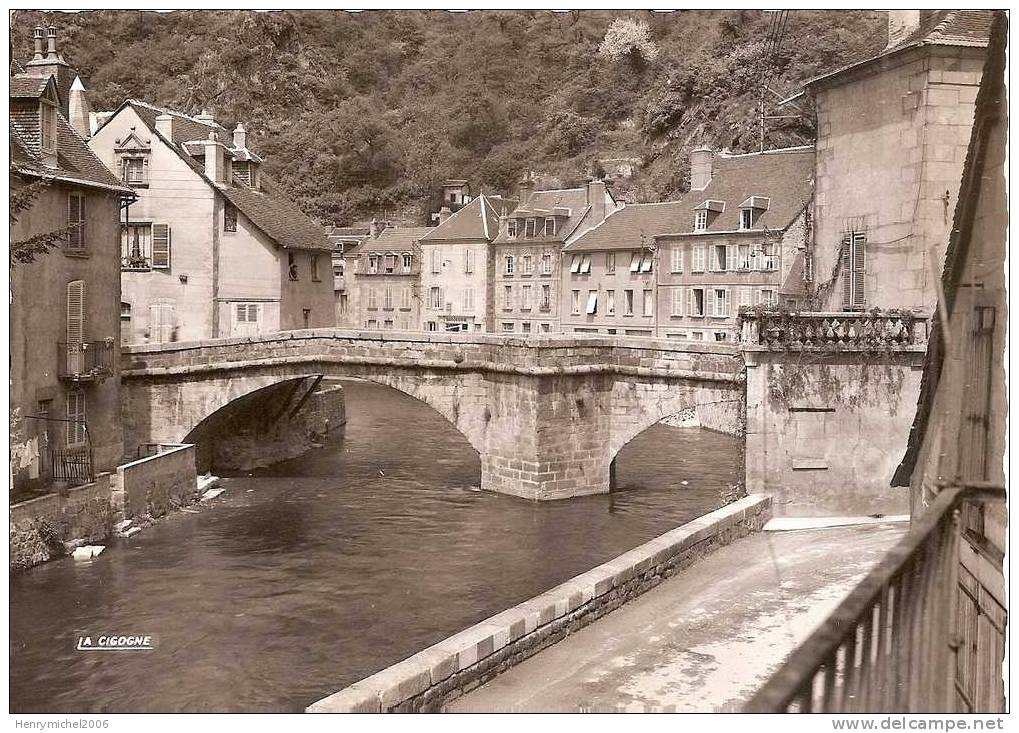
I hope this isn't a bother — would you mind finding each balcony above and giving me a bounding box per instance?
[51,444,94,486]
[739,310,929,350]
[58,341,115,383]
[121,254,151,271]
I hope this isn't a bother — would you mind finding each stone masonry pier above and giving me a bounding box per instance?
[120,330,744,501]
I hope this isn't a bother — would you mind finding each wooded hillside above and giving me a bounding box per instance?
[12,10,885,226]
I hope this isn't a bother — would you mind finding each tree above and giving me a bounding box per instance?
[9,178,70,266]
[598,18,660,67]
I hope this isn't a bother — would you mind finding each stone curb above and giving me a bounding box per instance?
[307,494,771,713]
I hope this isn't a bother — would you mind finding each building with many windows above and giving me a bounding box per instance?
[351,226,430,330]
[418,194,516,332]
[88,100,333,342]
[654,146,814,342]
[490,179,619,335]
[329,225,370,327]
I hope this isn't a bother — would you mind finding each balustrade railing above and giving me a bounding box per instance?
[745,482,1006,713]
[740,311,928,349]
[58,340,115,381]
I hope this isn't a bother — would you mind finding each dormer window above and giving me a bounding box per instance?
[525,218,536,237]
[544,218,556,237]
[694,200,724,231]
[508,219,518,238]
[40,101,57,155]
[738,197,769,230]
[740,209,754,230]
[694,210,708,231]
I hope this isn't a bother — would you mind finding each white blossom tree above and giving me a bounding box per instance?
[598,18,660,66]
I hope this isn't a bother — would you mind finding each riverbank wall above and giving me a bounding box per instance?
[307,494,772,713]
[113,443,199,521]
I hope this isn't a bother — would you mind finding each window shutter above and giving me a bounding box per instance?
[723,288,732,317]
[705,289,715,317]
[439,288,445,308]
[688,289,695,316]
[66,280,85,344]
[672,287,683,316]
[726,245,737,271]
[852,234,866,309]
[841,235,853,309]
[67,194,80,248]
[152,224,171,268]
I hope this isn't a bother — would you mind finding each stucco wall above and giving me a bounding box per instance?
[492,245,560,333]
[561,248,656,336]
[116,444,198,520]
[418,240,490,332]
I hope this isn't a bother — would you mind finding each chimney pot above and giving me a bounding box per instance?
[46,25,58,59]
[689,147,714,191]
[204,132,223,183]
[32,26,44,60]
[154,113,174,138]
[233,122,247,150]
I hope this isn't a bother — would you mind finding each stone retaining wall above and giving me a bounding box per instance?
[9,474,113,572]
[307,494,772,713]
[115,444,198,520]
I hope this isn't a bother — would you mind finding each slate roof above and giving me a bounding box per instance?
[10,75,52,99]
[330,226,371,238]
[659,146,814,236]
[113,99,229,145]
[564,201,691,252]
[492,188,594,244]
[357,226,433,254]
[804,11,993,93]
[420,194,518,242]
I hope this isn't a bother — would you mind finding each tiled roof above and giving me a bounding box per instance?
[116,99,229,145]
[219,177,331,252]
[804,11,992,92]
[492,188,593,244]
[358,226,433,253]
[661,147,814,235]
[564,201,691,252]
[420,194,518,242]
[10,75,51,99]
[330,226,370,237]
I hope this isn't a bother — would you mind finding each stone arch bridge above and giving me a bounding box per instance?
[120,330,744,501]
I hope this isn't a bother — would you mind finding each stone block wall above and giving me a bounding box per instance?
[10,474,113,572]
[115,444,198,520]
[307,494,771,712]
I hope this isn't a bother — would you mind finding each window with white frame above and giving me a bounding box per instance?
[366,288,378,309]
[606,289,615,315]
[570,255,581,273]
[624,289,634,315]
[403,253,413,273]
[580,254,592,274]
[383,286,393,310]
[121,224,152,267]
[758,288,776,305]
[739,287,752,312]
[522,254,533,274]
[525,218,536,237]
[712,245,727,272]
[521,285,532,310]
[694,210,708,231]
[121,156,147,185]
[463,287,474,311]
[541,284,551,310]
[571,289,581,314]
[401,287,411,309]
[740,208,754,230]
[670,245,683,273]
[505,255,515,274]
[431,249,441,273]
[643,290,653,316]
[544,218,556,236]
[67,192,86,251]
[629,252,641,273]
[522,322,531,334]
[639,253,653,273]
[508,220,518,238]
[689,288,706,317]
[713,288,730,317]
[504,285,513,309]
[605,253,615,273]
[692,245,706,272]
[65,390,86,447]
[541,253,553,274]
[586,290,597,315]
[368,255,379,274]
[502,322,515,332]
[671,287,683,316]
[429,286,442,309]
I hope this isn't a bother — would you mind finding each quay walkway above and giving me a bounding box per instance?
[448,522,906,713]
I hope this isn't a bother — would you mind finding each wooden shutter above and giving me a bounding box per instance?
[723,288,732,317]
[67,194,82,249]
[152,224,171,268]
[841,235,853,309]
[66,280,85,343]
[688,289,696,316]
[851,234,866,309]
[671,287,683,316]
[726,245,737,271]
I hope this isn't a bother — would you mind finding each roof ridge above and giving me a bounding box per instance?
[127,99,227,130]
[926,10,959,42]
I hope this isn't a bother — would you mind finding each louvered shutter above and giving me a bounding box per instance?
[726,245,737,271]
[671,287,683,316]
[723,288,732,318]
[841,235,853,309]
[67,194,82,249]
[66,280,85,344]
[688,289,696,316]
[852,234,866,309]
[152,224,171,268]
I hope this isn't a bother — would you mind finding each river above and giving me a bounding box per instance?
[10,380,740,712]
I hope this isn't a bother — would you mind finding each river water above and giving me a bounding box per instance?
[10,380,739,713]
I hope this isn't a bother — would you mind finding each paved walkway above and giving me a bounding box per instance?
[449,522,906,713]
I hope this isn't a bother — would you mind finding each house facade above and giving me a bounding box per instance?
[88,101,333,343]
[352,226,430,330]
[418,194,515,333]
[10,29,135,491]
[805,10,991,313]
[490,179,619,335]
[329,226,369,327]
[655,146,814,342]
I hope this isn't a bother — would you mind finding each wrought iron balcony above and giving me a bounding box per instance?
[739,310,929,350]
[57,341,115,382]
[51,445,94,486]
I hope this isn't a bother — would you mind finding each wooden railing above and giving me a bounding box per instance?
[745,483,1006,713]
[58,340,115,381]
[740,311,928,349]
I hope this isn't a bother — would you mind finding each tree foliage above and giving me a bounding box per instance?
[11,9,886,221]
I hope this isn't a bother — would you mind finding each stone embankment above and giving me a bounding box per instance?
[307,494,771,713]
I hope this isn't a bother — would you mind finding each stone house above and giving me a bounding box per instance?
[10,29,135,492]
[329,225,370,327]
[490,179,620,335]
[655,146,814,342]
[560,201,689,337]
[87,101,334,343]
[803,10,992,313]
[418,194,516,333]
[352,225,431,331]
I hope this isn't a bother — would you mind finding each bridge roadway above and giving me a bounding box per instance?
[120,329,745,501]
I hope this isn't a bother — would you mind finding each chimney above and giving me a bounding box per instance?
[154,113,174,139]
[233,122,247,149]
[32,26,44,60]
[196,109,216,125]
[586,179,607,223]
[369,218,380,238]
[518,178,535,205]
[437,206,452,224]
[204,130,223,183]
[887,10,921,48]
[68,76,91,139]
[689,147,713,191]
[45,26,60,60]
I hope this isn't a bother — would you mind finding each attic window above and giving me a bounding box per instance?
[224,203,238,232]
[525,218,537,237]
[544,218,556,236]
[40,101,57,155]
[740,209,754,230]
[507,220,518,238]
[694,210,708,231]
[121,156,147,186]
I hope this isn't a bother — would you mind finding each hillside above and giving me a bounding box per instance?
[11,10,886,226]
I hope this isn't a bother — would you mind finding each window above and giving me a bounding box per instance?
[149,299,176,341]
[366,319,378,329]
[120,302,132,344]
[540,323,551,333]
[121,224,151,268]
[639,253,653,273]
[426,321,438,332]
[740,208,754,230]
[571,289,581,314]
[694,210,708,231]
[643,290,653,316]
[224,203,238,232]
[339,293,348,314]
[712,245,727,272]
[40,102,57,153]
[311,255,321,281]
[525,218,536,237]
[713,288,730,317]
[403,253,413,273]
[232,302,259,336]
[65,390,86,447]
[580,255,592,274]
[540,284,551,310]
[383,285,393,310]
[384,254,396,273]
[66,280,85,347]
[152,224,171,268]
[689,288,706,317]
[508,220,518,238]
[671,287,684,316]
[670,246,683,273]
[400,287,411,310]
[714,332,728,342]
[288,252,299,280]
[431,249,441,274]
[429,287,442,309]
[761,243,778,271]
[522,255,533,274]
[544,218,556,236]
[738,244,751,270]
[586,290,598,315]
[463,287,475,311]
[383,319,393,329]
[503,285,513,309]
[666,332,688,340]
[758,288,776,305]
[67,192,86,250]
[522,322,532,333]
[691,331,705,341]
[692,245,706,272]
[541,253,553,274]
[842,232,866,310]
[606,253,616,273]
[502,322,515,332]
[606,289,615,315]
[366,288,378,309]
[504,255,515,275]
[304,309,312,328]
[739,287,752,312]
[367,255,379,274]
[464,249,473,274]
[122,156,146,185]
[570,255,581,274]
[520,285,532,310]
[629,253,641,273]
[624,289,634,315]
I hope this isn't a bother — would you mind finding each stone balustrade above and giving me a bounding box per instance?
[739,311,929,351]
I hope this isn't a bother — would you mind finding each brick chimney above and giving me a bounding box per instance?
[68,76,91,139]
[204,130,223,183]
[154,114,174,139]
[586,179,607,224]
[887,10,921,48]
[25,25,74,118]
[689,147,713,191]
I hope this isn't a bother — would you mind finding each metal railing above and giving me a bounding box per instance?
[57,340,115,381]
[50,445,94,485]
[740,311,928,349]
[745,483,1006,713]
